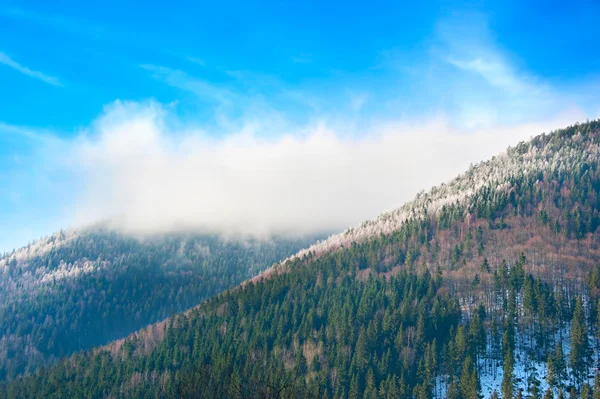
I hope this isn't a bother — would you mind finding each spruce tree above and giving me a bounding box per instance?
[547,354,557,389]
[553,343,567,391]
[460,356,481,399]
[502,313,515,399]
[570,296,592,388]
[582,383,593,399]
[569,387,577,399]
[502,349,515,399]
[528,368,541,399]
[447,382,460,399]
[594,372,600,399]
[349,374,360,399]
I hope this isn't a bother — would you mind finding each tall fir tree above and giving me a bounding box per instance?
[570,296,592,388]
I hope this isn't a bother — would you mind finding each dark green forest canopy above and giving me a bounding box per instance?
[0,231,321,381]
[3,120,600,398]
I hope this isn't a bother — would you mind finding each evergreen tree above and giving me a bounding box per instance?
[553,343,567,391]
[415,382,432,399]
[594,372,600,399]
[570,296,592,388]
[349,374,360,399]
[447,382,460,399]
[546,354,557,390]
[502,314,515,399]
[582,383,593,399]
[460,356,481,399]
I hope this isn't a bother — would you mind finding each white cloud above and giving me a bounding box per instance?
[446,57,541,96]
[0,52,61,86]
[59,100,588,239]
[2,12,599,250]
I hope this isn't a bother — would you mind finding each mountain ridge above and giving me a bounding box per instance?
[0,227,322,381]
[4,119,600,398]
[251,120,600,285]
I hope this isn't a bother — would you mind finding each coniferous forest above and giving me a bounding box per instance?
[0,231,321,381]
[3,121,600,398]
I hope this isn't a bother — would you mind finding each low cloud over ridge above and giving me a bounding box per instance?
[64,101,587,238]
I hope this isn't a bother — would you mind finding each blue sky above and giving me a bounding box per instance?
[1,0,600,252]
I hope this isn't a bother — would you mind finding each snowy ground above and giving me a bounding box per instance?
[435,327,600,398]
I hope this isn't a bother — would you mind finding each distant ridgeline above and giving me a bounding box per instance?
[3,120,600,398]
[0,229,321,381]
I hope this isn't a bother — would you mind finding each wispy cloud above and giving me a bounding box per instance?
[140,64,322,135]
[186,57,205,66]
[411,13,559,129]
[446,57,539,96]
[141,64,238,106]
[0,52,61,86]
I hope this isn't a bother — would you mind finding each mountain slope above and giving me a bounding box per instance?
[0,228,321,381]
[4,120,600,398]
[282,120,600,266]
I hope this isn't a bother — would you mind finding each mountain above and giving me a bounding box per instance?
[3,120,600,398]
[0,228,321,381]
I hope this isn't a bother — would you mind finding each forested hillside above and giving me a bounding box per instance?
[3,120,600,399]
[0,229,320,381]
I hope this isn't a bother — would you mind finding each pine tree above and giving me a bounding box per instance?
[543,388,554,399]
[547,354,557,389]
[460,356,481,399]
[447,382,460,399]
[363,368,377,399]
[569,387,577,399]
[582,383,593,399]
[596,299,600,367]
[415,382,432,399]
[502,314,515,399]
[386,376,399,399]
[349,374,360,399]
[570,296,592,388]
[594,372,600,399]
[481,257,490,272]
[502,349,515,399]
[528,368,541,399]
[553,343,567,391]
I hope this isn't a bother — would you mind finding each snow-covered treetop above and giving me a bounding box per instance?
[282,122,600,264]
[0,229,77,269]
